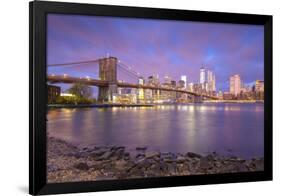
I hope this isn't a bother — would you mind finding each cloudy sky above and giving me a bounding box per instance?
[47,14,264,93]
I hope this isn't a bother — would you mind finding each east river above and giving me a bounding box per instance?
[47,103,264,159]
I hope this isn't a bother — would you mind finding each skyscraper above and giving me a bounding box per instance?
[212,75,216,92]
[181,75,187,88]
[200,67,216,92]
[200,67,206,84]
[207,70,213,83]
[230,74,242,96]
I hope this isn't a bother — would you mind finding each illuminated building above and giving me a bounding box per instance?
[171,80,176,88]
[178,80,185,88]
[255,80,264,92]
[181,75,187,88]
[200,67,216,93]
[200,67,206,84]
[164,75,172,84]
[138,77,145,101]
[148,74,160,86]
[223,92,232,100]
[188,83,194,92]
[218,90,223,100]
[230,74,242,96]
[147,75,160,100]
[47,84,61,103]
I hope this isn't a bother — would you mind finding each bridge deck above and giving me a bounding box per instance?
[47,75,218,100]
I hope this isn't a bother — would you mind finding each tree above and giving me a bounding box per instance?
[67,83,93,99]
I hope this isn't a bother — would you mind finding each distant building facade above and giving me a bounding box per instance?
[200,67,216,93]
[230,74,242,96]
[200,67,206,84]
[48,84,61,103]
[181,75,187,88]
[255,80,264,92]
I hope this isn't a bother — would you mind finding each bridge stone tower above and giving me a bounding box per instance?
[98,57,118,102]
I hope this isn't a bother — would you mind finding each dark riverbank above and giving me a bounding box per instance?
[47,136,264,183]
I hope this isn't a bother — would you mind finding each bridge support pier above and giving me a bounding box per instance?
[98,57,117,102]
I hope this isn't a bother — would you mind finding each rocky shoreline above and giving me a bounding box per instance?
[47,136,264,183]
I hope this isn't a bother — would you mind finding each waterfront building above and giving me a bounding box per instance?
[218,90,223,100]
[147,75,160,100]
[138,77,145,101]
[230,74,242,96]
[254,80,264,100]
[255,80,264,92]
[60,93,74,97]
[144,89,153,102]
[48,84,61,103]
[113,88,137,104]
[223,92,233,100]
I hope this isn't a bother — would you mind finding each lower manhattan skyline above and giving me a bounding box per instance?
[47,14,264,93]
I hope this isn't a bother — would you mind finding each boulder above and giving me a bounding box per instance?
[186,152,202,159]
[145,151,160,159]
[73,162,89,171]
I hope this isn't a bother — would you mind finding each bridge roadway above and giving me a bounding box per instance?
[47,75,218,100]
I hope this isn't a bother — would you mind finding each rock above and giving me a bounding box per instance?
[167,162,177,175]
[111,146,125,151]
[90,149,106,157]
[135,157,146,164]
[236,163,249,172]
[163,158,174,163]
[124,152,130,160]
[186,152,202,159]
[157,161,166,170]
[74,162,89,171]
[136,153,145,159]
[138,159,152,169]
[176,156,186,163]
[115,160,127,170]
[113,149,125,160]
[249,158,264,171]
[153,156,160,162]
[97,151,113,161]
[205,154,215,162]
[145,151,160,159]
[200,156,212,169]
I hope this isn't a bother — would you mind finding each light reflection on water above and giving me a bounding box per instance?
[47,103,264,159]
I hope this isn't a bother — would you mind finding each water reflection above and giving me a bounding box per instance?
[47,103,264,159]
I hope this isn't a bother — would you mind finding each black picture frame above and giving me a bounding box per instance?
[29,1,273,195]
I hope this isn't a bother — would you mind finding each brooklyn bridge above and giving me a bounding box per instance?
[48,56,218,102]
